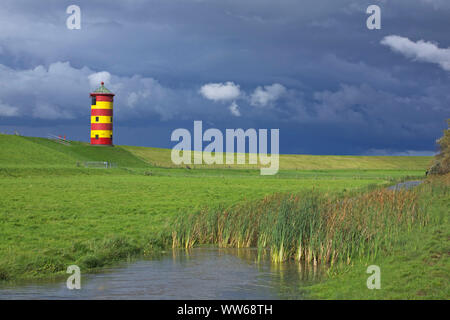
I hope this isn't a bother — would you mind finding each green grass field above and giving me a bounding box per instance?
[1,133,443,300]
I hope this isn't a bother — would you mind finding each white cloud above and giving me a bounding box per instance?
[2,62,289,122]
[88,71,112,89]
[0,62,90,120]
[199,81,288,115]
[228,101,241,117]
[250,83,286,107]
[0,61,227,121]
[199,82,241,101]
[381,35,450,71]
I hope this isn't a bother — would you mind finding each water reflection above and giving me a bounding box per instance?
[0,248,324,300]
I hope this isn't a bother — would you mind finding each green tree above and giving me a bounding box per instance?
[430,119,450,175]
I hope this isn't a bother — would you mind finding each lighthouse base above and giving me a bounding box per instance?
[90,137,113,145]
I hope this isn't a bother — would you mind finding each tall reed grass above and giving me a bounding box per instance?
[172,188,428,266]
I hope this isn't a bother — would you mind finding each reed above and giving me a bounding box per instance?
[172,187,428,266]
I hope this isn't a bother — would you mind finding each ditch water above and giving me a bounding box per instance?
[387,180,423,191]
[0,248,324,300]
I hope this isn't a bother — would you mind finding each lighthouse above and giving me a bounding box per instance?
[90,82,114,146]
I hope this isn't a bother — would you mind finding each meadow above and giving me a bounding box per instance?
[1,133,442,300]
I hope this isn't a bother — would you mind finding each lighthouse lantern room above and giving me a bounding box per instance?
[90,82,114,146]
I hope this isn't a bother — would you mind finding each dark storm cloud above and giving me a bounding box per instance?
[0,0,448,154]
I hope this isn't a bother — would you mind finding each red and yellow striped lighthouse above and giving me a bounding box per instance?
[90,82,114,145]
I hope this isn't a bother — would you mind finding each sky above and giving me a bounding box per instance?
[0,0,449,155]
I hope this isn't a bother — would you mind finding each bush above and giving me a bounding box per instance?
[80,254,104,269]
[430,119,450,175]
[0,266,10,281]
